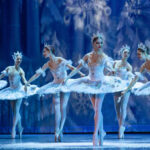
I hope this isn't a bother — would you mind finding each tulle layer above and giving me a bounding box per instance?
[0,80,7,89]
[132,81,150,95]
[68,76,129,94]
[37,79,74,95]
[0,85,39,100]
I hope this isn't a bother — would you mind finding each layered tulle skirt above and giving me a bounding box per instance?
[37,79,74,96]
[36,75,145,96]
[67,76,130,94]
[0,80,7,89]
[132,81,150,96]
[0,84,39,100]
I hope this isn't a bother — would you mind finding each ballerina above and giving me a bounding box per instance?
[122,42,150,97]
[0,51,38,139]
[63,33,128,146]
[25,44,84,142]
[112,45,134,139]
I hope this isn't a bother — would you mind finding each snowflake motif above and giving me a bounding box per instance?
[121,0,150,25]
[71,93,93,116]
[64,0,111,36]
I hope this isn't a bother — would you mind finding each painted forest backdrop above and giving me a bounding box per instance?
[0,0,150,133]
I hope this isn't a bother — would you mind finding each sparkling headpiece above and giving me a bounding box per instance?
[44,44,51,50]
[12,51,23,61]
[120,45,130,54]
[92,33,104,41]
[138,43,147,52]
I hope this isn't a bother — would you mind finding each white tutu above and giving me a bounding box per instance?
[0,85,39,100]
[37,79,74,96]
[0,80,7,89]
[67,76,129,94]
[132,81,150,95]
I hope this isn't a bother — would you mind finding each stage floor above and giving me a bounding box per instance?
[0,133,150,149]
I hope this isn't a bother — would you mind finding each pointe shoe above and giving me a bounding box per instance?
[99,130,106,146]
[58,130,63,142]
[93,134,99,146]
[11,129,16,139]
[119,126,125,139]
[55,132,59,142]
[19,127,23,139]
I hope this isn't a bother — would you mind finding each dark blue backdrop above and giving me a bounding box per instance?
[0,0,150,134]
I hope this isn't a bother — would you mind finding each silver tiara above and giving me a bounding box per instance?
[44,44,51,50]
[12,51,23,61]
[138,43,147,52]
[92,33,104,41]
[120,45,130,54]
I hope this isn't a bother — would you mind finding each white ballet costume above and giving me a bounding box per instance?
[0,66,38,138]
[133,71,150,96]
[0,66,39,100]
[69,58,129,94]
[114,63,143,90]
[66,56,130,146]
[0,80,7,89]
[37,58,73,142]
[113,62,143,138]
[37,59,73,96]
[113,62,132,139]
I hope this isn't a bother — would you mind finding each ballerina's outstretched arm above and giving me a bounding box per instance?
[26,62,49,87]
[66,64,85,77]
[64,63,83,83]
[0,74,5,80]
[64,55,88,83]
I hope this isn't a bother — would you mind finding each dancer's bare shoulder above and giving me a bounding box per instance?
[83,52,91,62]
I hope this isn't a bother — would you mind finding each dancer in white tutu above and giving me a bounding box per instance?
[26,44,84,142]
[63,33,128,146]
[112,45,134,139]
[122,42,150,96]
[0,51,38,139]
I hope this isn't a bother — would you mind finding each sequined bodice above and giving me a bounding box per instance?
[50,61,68,83]
[88,59,105,81]
[7,67,22,89]
[115,67,128,80]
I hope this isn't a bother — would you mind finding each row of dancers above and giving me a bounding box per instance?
[0,33,150,146]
